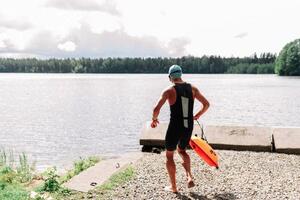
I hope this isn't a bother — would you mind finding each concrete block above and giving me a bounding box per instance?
[203,125,273,152]
[139,122,207,147]
[139,121,168,146]
[63,152,143,192]
[139,122,273,152]
[273,128,300,154]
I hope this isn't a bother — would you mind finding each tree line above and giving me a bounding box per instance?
[275,38,300,76]
[0,53,276,74]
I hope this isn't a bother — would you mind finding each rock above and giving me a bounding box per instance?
[30,191,38,199]
[91,150,300,200]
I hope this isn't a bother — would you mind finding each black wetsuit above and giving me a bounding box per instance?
[165,82,194,151]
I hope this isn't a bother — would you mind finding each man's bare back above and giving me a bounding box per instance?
[163,83,203,106]
[152,82,209,127]
[150,65,210,193]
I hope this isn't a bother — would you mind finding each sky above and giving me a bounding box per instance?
[0,0,300,58]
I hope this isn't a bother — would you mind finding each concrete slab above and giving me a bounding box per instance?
[203,125,272,152]
[139,122,205,147]
[139,122,273,152]
[273,128,300,154]
[139,121,168,146]
[63,152,143,192]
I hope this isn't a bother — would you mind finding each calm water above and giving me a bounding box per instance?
[0,74,299,170]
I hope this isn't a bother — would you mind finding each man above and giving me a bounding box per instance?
[151,65,210,193]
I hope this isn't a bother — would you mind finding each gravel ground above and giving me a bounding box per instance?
[101,150,300,200]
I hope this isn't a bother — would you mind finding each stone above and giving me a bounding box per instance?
[139,121,168,147]
[63,152,143,192]
[273,127,300,154]
[202,125,273,152]
[139,121,273,152]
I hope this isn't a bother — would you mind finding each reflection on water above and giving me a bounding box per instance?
[0,74,299,170]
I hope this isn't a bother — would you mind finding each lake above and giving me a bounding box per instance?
[0,74,299,170]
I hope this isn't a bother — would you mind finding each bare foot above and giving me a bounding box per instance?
[164,186,178,193]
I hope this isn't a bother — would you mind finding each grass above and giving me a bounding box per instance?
[59,156,100,184]
[0,149,100,200]
[35,167,60,193]
[0,150,33,200]
[54,165,136,200]
[0,149,133,200]
[98,165,135,191]
[35,156,100,199]
[0,149,14,168]
[17,153,35,183]
[0,182,29,200]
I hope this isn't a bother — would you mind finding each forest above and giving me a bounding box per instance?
[0,53,276,74]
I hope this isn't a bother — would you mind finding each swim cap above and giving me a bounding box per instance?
[168,65,182,79]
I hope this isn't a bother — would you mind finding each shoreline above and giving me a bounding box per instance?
[95,149,300,200]
[2,146,300,199]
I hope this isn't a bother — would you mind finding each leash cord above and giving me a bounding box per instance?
[195,119,207,141]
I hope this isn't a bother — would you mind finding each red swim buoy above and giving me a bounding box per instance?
[189,135,219,169]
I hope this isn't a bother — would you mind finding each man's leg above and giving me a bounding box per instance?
[165,150,178,192]
[177,147,195,188]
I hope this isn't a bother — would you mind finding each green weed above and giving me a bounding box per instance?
[0,150,34,200]
[99,166,135,191]
[16,153,35,183]
[0,181,29,200]
[36,167,60,193]
[59,156,100,183]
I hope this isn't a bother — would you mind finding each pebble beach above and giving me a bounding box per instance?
[101,150,300,200]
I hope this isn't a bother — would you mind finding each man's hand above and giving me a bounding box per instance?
[151,119,159,128]
[193,114,201,120]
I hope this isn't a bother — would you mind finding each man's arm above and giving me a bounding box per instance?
[193,87,210,120]
[151,90,168,128]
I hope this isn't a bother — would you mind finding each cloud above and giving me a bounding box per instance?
[57,41,77,52]
[0,39,18,52]
[21,23,189,58]
[168,37,190,57]
[234,32,248,39]
[65,24,169,57]
[0,41,6,49]
[24,31,60,56]
[46,0,121,16]
[98,0,120,16]
[0,53,39,58]
[0,18,33,31]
